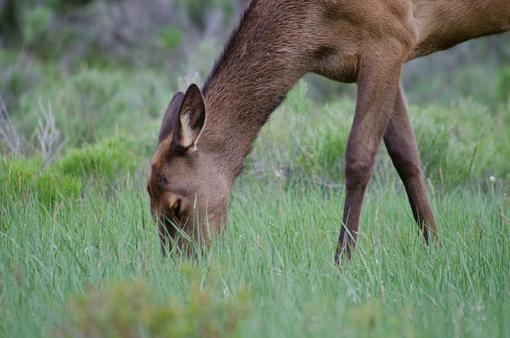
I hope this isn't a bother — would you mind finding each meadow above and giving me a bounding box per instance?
[1,54,510,337]
[1,2,510,335]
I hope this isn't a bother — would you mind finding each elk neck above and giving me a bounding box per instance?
[199,1,317,180]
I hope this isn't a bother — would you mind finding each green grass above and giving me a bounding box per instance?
[1,6,510,337]
[1,165,509,337]
[1,74,510,337]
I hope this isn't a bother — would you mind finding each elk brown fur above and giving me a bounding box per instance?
[148,0,510,262]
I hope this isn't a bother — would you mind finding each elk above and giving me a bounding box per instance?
[147,0,510,262]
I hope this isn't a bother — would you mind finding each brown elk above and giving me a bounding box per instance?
[147,0,510,262]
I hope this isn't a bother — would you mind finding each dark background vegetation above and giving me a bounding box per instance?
[1,0,509,107]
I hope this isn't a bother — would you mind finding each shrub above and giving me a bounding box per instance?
[57,278,251,338]
[21,5,54,45]
[58,138,140,182]
[35,170,81,207]
[0,157,40,204]
[0,50,41,111]
[0,157,81,210]
[250,84,510,189]
[291,101,350,183]
[1,136,145,216]
[179,0,235,31]
[159,26,183,51]
[499,66,510,104]
[412,100,510,187]
[251,82,352,185]
[16,66,169,146]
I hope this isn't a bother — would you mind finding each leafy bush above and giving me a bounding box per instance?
[15,66,169,146]
[178,0,235,31]
[21,5,54,45]
[1,137,143,211]
[57,278,250,338]
[249,83,510,189]
[0,157,81,210]
[499,66,510,104]
[36,170,81,207]
[0,0,97,46]
[0,50,42,111]
[58,138,141,182]
[414,100,510,187]
[0,157,40,202]
[159,26,183,51]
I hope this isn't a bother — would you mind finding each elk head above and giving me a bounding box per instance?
[148,84,230,254]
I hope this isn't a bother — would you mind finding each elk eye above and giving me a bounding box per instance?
[157,175,168,187]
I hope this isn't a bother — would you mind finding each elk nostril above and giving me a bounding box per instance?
[173,198,182,217]
[168,196,182,218]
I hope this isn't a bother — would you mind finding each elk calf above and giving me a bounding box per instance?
[148,0,510,262]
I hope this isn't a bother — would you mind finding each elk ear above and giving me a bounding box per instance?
[159,92,184,143]
[174,84,206,149]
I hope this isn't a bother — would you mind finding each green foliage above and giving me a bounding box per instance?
[58,274,250,338]
[499,66,510,103]
[178,0,234,29]
[13,66,169,147]
[404,62,510,106]
[251,83,510,188]
[159,26,183,51]
[22,5,54,45]
[58,138,140,182]
[348,301,415,338]
[0,50,42,110]
[0,157,81,212]
[36,170,81,207]
[1,160,509,337]
[413,100,510,186]
[0,1,63,47]
[0,157,40,204]
[0,137,142,214]
[251,82,351,184]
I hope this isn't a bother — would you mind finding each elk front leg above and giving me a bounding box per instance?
[384,86,437,242]
[335,53,403,264]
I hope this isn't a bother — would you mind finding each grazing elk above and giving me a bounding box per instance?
[147,0,510,262]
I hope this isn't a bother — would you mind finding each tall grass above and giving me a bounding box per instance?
[1,80,509,337]
[1,165,509,337]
